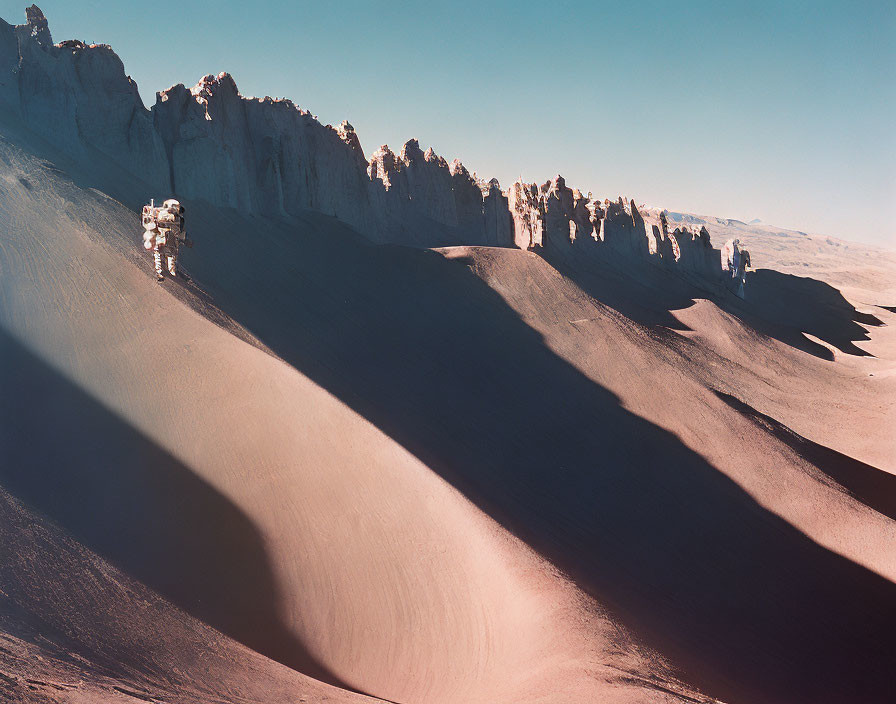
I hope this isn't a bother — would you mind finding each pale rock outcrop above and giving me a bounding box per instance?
[0,6,167,186]
[364,142,512,246]
[508,180,544,249]
[542,176,576,252]
[400,139,457,225]
[0,6,738,290]
[366,143,413,238]
[601,197,645,257]
[154,73,376,225]
[336,120,366,169]
[570,189,598,250]
[482,178,512,247]
[672,224,720,281]
[449,159,486,236]
[502,169,732,288]
[367,144,399,191]
[155,75,255,212]
[655,210,680,262]
[585,198,604,241]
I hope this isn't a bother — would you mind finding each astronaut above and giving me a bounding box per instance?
[142,199,189,281]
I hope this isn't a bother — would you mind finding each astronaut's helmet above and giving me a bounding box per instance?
[163,198,184,214]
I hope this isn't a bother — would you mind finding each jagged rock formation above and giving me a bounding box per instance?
[153,72,374,224]
[506,175,724,285]
[1,6,168,185]
[365,139,513,247]
[0,6,733,288]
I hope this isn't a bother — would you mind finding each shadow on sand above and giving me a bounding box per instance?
[541,249,882,361]
[5,108,888,701]
[715,390,896,522]
[735,269,882,358]
[174,205,895,704]
[0,328,357,694]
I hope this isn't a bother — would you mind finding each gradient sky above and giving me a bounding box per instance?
[2,1,894,245]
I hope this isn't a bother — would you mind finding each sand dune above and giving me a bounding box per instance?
[0,85,895,704]
[0,480,378,704]
[0,127,694,703]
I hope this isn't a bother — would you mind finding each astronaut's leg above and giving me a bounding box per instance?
[153,249,164,280]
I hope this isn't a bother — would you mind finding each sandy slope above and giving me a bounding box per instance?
[171,203,893,704]
[651,213,896,471]
[0,117,894,704]
[0,485,381,704]
[445,247,896,700]
[0,125,695,703]
[457,246,896,572]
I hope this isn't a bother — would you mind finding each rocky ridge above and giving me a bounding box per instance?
[0,6,726,286]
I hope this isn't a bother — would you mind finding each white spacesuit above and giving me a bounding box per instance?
[142,199,188,281]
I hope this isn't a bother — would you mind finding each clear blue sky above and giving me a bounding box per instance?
[3,1,894,245]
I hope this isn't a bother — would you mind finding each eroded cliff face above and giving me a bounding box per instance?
[0,6,729,287]
[153,73,376,227]
[364,139,514,246]
[505,176,724,284]
[0,7,168,186]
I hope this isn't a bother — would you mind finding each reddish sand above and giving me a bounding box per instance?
[0,122,894,704]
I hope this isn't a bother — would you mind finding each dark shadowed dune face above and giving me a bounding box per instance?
[736,269,881,358]
[1,120,895,703]
[0,10,894,703]
[1,135,894,701]
[0,329,351,691]
[540,247,883,361]
[714,390,896,522]
[169,203,896,704]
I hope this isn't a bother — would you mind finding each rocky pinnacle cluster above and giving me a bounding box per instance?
[0,6,730,287]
